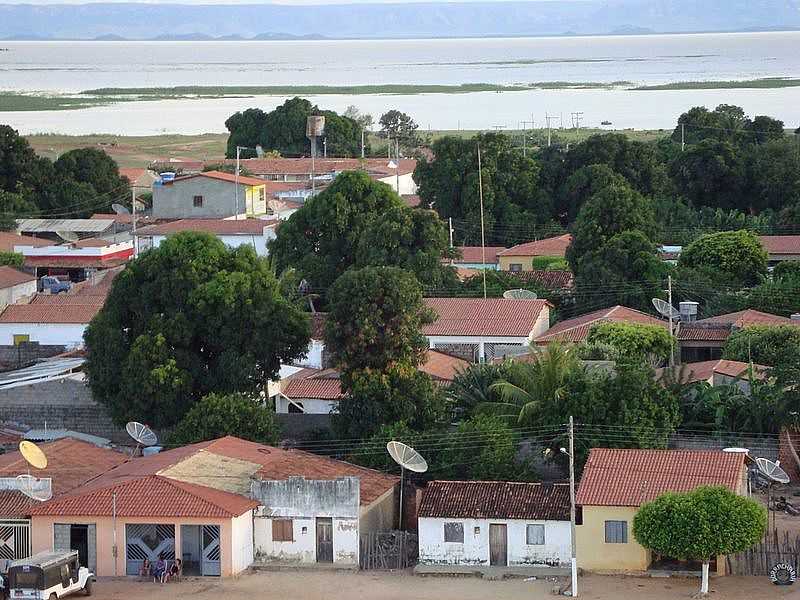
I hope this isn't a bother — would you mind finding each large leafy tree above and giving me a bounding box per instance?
[586,322,672,365]
[379,109,421,150]
[633,486,766,595]
[85,232,310,429]
[54,147,129,200]
[679,230,768,287]
[670,140,747,210]
[723,325,800,369]
[0,125,40,193]
[270,170,454,294]
[167,392,281,446]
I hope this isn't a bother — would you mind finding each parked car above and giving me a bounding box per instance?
[38,276,71,294]
[6,550,93,599]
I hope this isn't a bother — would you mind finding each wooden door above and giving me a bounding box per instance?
[489,523,507,567]
[316,518,333,563]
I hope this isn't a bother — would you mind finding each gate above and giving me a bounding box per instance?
[0,520,31,561]
[728,530,800,576]
[125,524,175,576]
[359,531,417,570]
[201,525,221,576]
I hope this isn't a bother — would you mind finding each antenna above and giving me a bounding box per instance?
[19,441,47,470]
[756,457,790,484]
[16,474,52,502]
[126,421,158,456]
[55,231,78,243]
[652,298,679,319]
[112,203,131,215]
[387,441,428,529]
[503,289,538,300]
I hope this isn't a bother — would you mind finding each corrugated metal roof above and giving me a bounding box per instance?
[16,219,115,234]
[0,357,85,390]
[24,429,110,447]
[423,298,551,338]
[419,480,570,520]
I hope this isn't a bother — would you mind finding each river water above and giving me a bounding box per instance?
[1,32,799,134]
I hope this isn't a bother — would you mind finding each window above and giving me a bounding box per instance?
[526,524,545,545]
[509,263,523,272]
[193,195,204,207]
[604,520,628,544]
[272,519,293,542]
[443,522,464,543]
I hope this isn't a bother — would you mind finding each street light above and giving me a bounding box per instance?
[560,415,579,597]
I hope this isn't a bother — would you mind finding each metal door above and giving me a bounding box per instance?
[489,524,507,567]
[0,520,31,561]
[316,518,333,563]
[202,525,221,576]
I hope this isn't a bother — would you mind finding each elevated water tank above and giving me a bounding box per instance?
[679,301,699,322]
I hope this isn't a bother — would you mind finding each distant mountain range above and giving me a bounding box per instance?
[2,0,800,41]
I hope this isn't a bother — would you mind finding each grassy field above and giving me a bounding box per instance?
[634,77,800,90]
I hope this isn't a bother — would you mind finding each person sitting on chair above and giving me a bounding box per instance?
[138,559,151,580]
[152,555,166,583]
[162,558,181,583]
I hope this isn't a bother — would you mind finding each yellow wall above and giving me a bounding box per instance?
[498,255,533,271]
[576,506,649,572]
[31,515,235,577]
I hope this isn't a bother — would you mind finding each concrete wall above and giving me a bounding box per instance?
[296,340,325,370]
[0,280,36,307]
[147,230,275,257]
[359,487,397,535]
[54,523,97,572]
[274,396,337,415]
[230,511,254,574]
[418,517,570,567]
[377,173,417,195]
[576,506,648,572]
[153,178,265,219]
[0,323,87,347]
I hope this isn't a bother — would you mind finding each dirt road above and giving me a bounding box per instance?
[88,570,798,600]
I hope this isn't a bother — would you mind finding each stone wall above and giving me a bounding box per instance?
[0,343,67,372]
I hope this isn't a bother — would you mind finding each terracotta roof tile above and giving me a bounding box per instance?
[498,234,572,258]
[576,448,746,507]
[137,218,276,236]
[759,235,800,255]
[0,266,36,289]
[697,309,800,328]
[423,298,551,338]
[0,232,51,252]
[283,370,343,400]
[171,170,266,188]
[235,158,417,177]
[419,480,570,520]
[535,305,665,344]
[419,350,469,382]
[0,303,101,324]
[676,323,732,342]
[30,294,106,306]
[656,359,769,384]
[509,270,574,290]
[454,246,506,264]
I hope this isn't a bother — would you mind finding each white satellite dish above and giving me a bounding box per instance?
[652,298,680,319]
[387,160,398,169]
[756,457,790,484]
[55,231,78,243]
[503,289,538,300]
[16,474,52,502]
[112,203,130,215]
[723,447,749,454]
[126,421,158,448]
[387,441,428,529]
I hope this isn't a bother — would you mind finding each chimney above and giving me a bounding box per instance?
[791,313,800,322]
[679,301,699,323]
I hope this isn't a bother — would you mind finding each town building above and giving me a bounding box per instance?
[497,235,572,272]
[0,267,37,307]
[135,219,277,257]
[15,219,117,241]
[0,232,51,254]
[575,448,747,574]
[152,171,268,219]
[13,238,133,282]
[417,480,571,568]
[119,167,159,191]
[759,235,800,266]
[0,296,104,347]
[534,305,665,346]
[655,359,769,393]
[423,298,552,362]
[451,246,505,270]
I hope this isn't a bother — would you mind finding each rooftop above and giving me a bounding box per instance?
[576,448,746,507]
[169,170,267,188]
[419,480,570,520]
[0,266,36,289]
[236,157,417,177]
[0,302,102,324]
[509,270,574,291]
[454,246,506,264]
[759,235,800,255]
[423,298,551,338]
[676,322,732,342]
[136,218,277,237]
[697,309,800,328]
[535,305,665,344]
[16,219,115,234]
[497,234,572,258]
[655,359,769,384]
[0,357,86,390]
[0,231,51,252]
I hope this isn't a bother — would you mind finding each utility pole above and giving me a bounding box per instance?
[568,416,578,597]
[477,143,487,301]
[396,139,401,194]
[545,114,558,147]
[520,119,534,157]
[668,274,675,367]
[571,112,584,131]
[131,186,138,258]
[235,145,241,220]
[681,123,685,152]
[361,129,365,159]
[448,217,454,248]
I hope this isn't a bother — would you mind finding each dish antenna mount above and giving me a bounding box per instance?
[652,298,680,320]
[387,441,428,529]
[503,289,538,300]
[16,474,52,502]
[126,421,158,456]
[756,457,790,533]
[55,231,78,243]
[112,203,130,215]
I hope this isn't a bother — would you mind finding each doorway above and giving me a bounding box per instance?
[70,525,88,570]
[315,518,333,563]
[489,524,507,567]
[180,525,221,576]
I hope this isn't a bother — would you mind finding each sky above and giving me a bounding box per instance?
[0,0,562,3]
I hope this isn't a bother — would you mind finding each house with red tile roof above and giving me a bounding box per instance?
[424,298,552,362]
[497,234,572,271]
[26,436,398,575]
[575,448,747,574]
[135,218,277,257]
[417,480,571,569]
[534,305,665,346]
[11,235,133,282]
[451,246,506,270]
[0,298,103,347]
[655,359,769,392]
[759,235,800,265]
[152,170,269,220]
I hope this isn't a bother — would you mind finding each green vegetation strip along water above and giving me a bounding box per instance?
[634,78,800,90]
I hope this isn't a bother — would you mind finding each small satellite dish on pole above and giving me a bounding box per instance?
[503,289,538,300]
[757,458,790,484]
[652,298,680,319]
[112,203,130,215]
[19,441,48,470]
[55,231,78,243]
[16,474,52,502]
[387,441,428,529]
[126,421,158,456]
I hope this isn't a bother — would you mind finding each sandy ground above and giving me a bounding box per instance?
[87,570,800,600]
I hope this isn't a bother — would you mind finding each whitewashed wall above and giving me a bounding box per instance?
[0,323,87,346]
[144,231,274,257]
[296,340,324,369]
[0,280,36,307]
[378,173,417,195]
[230,511,255,574]
[418,517,571,567]
[274,396,337,415]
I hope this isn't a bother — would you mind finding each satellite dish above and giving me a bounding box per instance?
[16,474,52,502]
[112,203,131,215]
[503,289,538,300]
[756,457,790,484]
[387,441,428,473]
[126,421,158,447]
[652,298,680,319]
[387,160,398,169]
[19,441,47,470]
[55,231,78,243]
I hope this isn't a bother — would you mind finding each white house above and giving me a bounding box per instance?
[135,219,277,256]
[0,267,37,307]
[423,298,552,362]
[0,297,103,347]
[14,239,133,281]
[418,481,571,568]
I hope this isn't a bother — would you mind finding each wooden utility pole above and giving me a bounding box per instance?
[568,416,578,597]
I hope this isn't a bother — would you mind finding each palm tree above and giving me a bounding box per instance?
[485,343,580,425]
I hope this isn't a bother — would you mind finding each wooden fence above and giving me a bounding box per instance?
[360,531,418,570]
[727,530,800,576]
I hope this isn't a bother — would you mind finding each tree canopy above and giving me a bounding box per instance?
[722,325,800,368]
[379,109,421,150]
[586,321,672,365]
[84,232,310,429]
[679,230,768,287]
